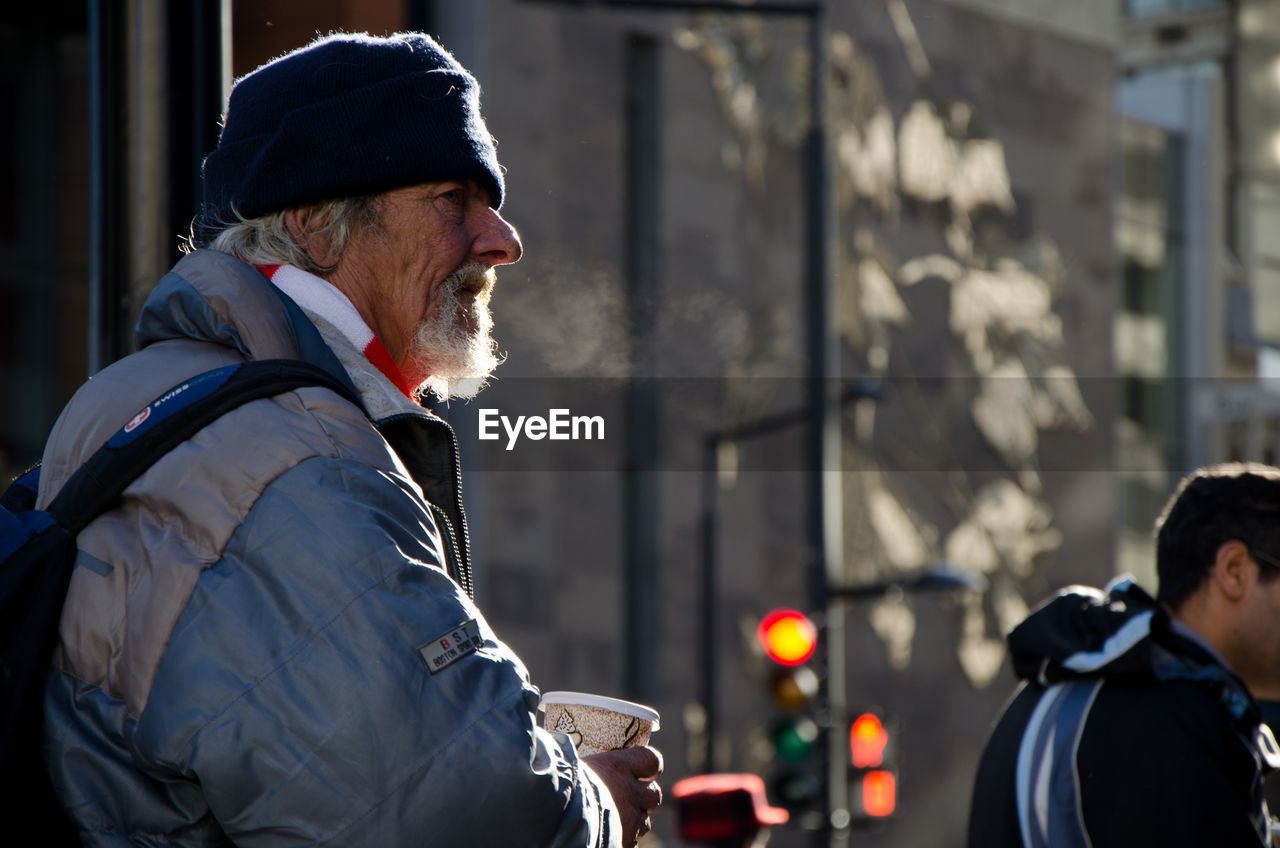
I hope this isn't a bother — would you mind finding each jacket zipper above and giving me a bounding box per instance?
[427,500,472,599]
[440,421,474,599]
[377,412,474,600]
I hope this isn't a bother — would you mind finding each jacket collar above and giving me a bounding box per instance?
[1010,575,1266,736]
[136,250,359,401]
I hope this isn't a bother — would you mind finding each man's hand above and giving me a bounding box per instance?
[583,746,663,847]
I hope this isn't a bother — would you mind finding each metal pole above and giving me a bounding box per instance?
[169,0,230,255]
[699,436,720,771]
[624,32,663,701]
[828,566,988,601]
[696,376,884,777]
[88,0,126,374]
[799,4,846,844]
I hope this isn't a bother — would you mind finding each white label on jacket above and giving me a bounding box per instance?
[418,619,483,674]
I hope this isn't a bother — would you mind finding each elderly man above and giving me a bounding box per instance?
[967,463,1280,847]
[37,32,661,846]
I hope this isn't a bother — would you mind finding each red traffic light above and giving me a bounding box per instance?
[850,712,888,768]
[758,609,817,666]
[854,769,896,818]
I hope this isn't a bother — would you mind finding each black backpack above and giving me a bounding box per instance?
[0,359,362,841]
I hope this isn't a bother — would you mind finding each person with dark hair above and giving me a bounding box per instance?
[967,462,1280,847]
[36,32,660,847]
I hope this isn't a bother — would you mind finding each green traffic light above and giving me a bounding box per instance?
[772,716,819,763]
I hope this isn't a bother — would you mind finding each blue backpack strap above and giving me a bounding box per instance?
[1015,679,1104,848]
[0,467,40,514]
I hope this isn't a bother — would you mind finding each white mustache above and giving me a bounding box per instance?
[444,261,495,299]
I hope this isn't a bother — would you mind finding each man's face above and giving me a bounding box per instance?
[336,180,522,398]
[1235,558,1280,698]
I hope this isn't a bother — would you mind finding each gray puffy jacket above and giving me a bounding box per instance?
[38,250,619,846]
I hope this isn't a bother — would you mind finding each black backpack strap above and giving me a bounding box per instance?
[45,359,364,533]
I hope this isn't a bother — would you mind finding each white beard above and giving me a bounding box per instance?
[408,261,502,401]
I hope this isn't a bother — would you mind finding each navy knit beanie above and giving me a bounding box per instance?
[201,31,504,228]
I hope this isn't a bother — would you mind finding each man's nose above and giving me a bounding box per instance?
[472,207,523,267]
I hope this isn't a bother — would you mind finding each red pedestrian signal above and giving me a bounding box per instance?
[757,609,817,666]
[854,769,896,818]
[849,712,888,768]
[849,711,898,821]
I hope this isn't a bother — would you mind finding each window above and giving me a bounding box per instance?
[1126,0,1224,19]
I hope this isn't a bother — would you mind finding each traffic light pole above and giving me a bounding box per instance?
[799,4,846,844]
[699,377,881,776]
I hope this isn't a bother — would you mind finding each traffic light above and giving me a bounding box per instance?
[757,609,817,666]
[849,712,888,768]
[757,608,823,824]
[848,710,898,820]
[853,768,897,818]
[771,713,818,764]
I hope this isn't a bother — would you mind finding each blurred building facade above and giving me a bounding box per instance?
[1,1,1277,846]
[1116,0,1280,587]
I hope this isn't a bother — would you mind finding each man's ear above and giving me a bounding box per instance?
[284,207,340,269]
[1210,540,1255,602]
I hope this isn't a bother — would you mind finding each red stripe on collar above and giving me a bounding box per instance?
[255,262,416,400]
[362,336,416,399]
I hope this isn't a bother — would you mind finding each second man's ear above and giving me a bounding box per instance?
[1211,540,1256,602]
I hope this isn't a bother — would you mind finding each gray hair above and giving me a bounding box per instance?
[186,195,383,275]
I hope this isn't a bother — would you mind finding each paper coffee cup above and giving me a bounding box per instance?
[540,691,660,757]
